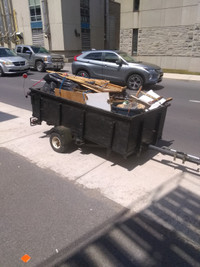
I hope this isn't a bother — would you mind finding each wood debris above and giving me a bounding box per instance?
[47,71,126,93]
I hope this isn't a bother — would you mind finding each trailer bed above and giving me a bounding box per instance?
[29,87,169,157]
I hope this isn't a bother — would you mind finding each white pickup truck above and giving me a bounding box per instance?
[15,45,64,72]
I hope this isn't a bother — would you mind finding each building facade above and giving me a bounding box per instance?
[116,0,200,72]
[0,0,120,59]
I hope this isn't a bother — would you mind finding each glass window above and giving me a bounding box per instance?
[31,46,49,54]
[132,29,138,55]
[22,47,31,53]
[103,52,119,63]
[29,0,41,22]
[133,0,140,11]
[16,46,22,53]
[118,51,135,63]
[0,48,16,57]
[36,7,41,15]
[29,0,35,6]
[84,52,102,61]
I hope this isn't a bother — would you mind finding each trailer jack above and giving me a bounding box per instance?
[149,145,200,165]
[30,117,41,126]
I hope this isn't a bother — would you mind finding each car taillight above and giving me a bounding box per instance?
[74,53,82,61]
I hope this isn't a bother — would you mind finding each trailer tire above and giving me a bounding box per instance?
[50,127,72,153]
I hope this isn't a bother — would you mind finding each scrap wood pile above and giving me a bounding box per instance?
[43,71,126,93]
[110,86,173,114]
[39,71,172,116]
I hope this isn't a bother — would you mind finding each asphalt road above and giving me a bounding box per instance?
[1,70,200,266]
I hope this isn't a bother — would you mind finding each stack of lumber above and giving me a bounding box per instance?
[47,71,126,93]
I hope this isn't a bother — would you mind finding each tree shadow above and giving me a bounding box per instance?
[38,186,200,267]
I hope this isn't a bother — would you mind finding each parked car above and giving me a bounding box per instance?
[15,45,64,72]
[72,50,163,90]
[0,47,29,77]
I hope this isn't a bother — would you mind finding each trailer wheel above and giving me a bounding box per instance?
[50,127,72,153]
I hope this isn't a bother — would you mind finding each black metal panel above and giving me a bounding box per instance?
[84,111,115,147]
[111,119,130,155]
[41,98,61,125]
[61,104,85,137]
[31,92,41,119]
[141,106,168,145]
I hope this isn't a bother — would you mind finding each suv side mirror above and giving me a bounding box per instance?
[116,59,123,66]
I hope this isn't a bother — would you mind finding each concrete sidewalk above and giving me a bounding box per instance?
[1,102,200,266]
[64,62,200,81]
[164,72,200,81]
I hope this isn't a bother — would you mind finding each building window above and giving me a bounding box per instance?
[28,0,44,45]
[132,29,138,55]
[133,0,140,12]
[80,0,90,50]
[29,0,41,22]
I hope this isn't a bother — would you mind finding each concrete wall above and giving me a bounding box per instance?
[12,0,32,47]
[47,0,64,51]
[116,0,200,72]
[60,0,105,57]
[61,0,81,56]
[11,0,105,57]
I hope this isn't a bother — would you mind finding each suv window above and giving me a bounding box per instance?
[84,52,102,61]
[16,46,22,53]
[22,47,31,53]
[103,52,119,63]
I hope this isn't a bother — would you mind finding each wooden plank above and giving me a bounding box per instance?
[55,88,86,104]
[47,71,125,93]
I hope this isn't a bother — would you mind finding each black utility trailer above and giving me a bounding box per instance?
[29,87,169,158]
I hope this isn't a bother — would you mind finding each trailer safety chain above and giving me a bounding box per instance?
[149,145,200,165]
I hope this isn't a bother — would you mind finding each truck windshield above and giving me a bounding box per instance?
[0,48,17,57]
[31,46,49,54]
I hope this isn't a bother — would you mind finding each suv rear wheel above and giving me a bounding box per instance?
[127,74,143,90]
[76,70,90,78]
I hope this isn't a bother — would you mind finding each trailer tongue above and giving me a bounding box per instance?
[149,145,200,165]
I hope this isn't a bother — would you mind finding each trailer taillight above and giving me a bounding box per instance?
[74,53,82,61]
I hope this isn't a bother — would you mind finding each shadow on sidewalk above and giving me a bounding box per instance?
[38,185,200,267]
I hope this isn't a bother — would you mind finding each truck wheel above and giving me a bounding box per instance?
[0,67,4,77]
[50,127,72,153]
[127,74,143,90]
[36,61,45,72]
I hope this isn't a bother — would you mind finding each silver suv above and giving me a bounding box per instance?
[0,47,29,77]
[72,50,163,90]
[15,45,64,72]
